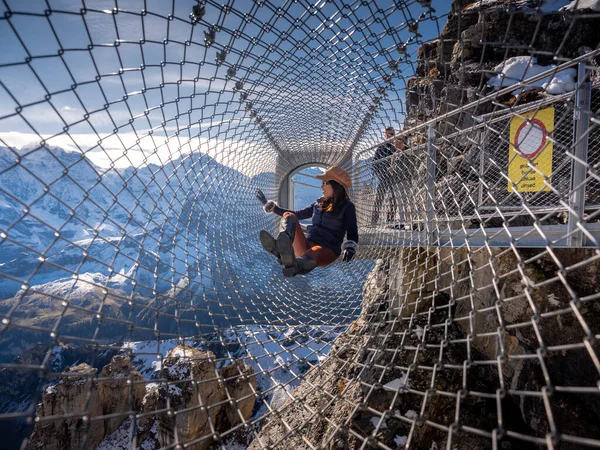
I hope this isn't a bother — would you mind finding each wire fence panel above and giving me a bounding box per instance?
[0,1,599,450]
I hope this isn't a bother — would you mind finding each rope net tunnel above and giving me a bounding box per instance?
[0,0,599,449]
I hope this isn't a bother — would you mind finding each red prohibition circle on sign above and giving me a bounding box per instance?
[514,118,547,160]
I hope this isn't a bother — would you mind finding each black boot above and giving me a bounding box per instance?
[260,230,282,264]
[283,255,317,277]
[276,216,296,268]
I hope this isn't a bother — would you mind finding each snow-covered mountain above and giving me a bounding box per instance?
[0,145,360,362]
[0,144,293,357]
[0,144,260,292]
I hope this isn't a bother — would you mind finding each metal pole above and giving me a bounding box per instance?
[425,125,437,245]
[478,133,485,212]
[567,61,592,247]
[290,179,296,210]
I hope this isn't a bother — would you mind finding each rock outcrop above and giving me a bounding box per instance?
[156,345,224,450]
[0,342,118,450]
[404,0,600,211]
[151,345,257,450]
[406,0,600,129]
[27,363,105,450]
[97,354,146,435]
[25,343,257,450]
[249,246,600,449]
[221,359,257,427]
[26,355,145,450]
[435,246,600,438]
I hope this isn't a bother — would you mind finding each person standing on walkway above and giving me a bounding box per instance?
[371,126,399,227]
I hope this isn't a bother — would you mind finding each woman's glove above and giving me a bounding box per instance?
[256,189,267,205]
[257,189,277,213]
[341,240,358,262]
[263,200,276,213]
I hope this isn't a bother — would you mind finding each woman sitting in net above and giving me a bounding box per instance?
[257,166,359,277]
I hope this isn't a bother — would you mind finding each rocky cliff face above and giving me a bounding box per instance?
[405,0,600,211]
[25,345,257,450]
[0,342,117,449]
[406,0,600,129]
[26,363,106,450]
[155,345,225,450]
[152,345,257,450]
[248,247,600,449]
[26,356,145,450]
[97,354,146,436]
[388,245,600,443]
[247,258,533,449]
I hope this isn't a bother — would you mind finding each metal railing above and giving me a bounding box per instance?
[355,57,600,248]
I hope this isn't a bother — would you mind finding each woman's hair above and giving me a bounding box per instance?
[319,180,349,214]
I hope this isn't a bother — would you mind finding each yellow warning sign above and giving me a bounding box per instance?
[508,107,554,192]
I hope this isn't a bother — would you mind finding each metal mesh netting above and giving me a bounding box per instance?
[0,0,599,449]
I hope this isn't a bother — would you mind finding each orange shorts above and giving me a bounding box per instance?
[283,212,338,267]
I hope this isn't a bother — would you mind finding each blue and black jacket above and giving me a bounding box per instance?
[273,199,358,256]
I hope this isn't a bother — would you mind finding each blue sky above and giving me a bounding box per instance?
[0,0,452,170]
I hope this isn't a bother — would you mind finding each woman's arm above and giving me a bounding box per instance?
[344,202,359,243]
[341,202,359,262]
[272,203,314,220]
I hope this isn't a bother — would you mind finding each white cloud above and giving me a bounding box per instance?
[0,130,275,176]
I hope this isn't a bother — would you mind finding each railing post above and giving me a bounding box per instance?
[567,61,592,247]
[290,179,296,210]
[425,125,437,245]
[478,133,485,210]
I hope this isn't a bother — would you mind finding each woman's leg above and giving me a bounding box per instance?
[282,212,309,257]
[282,240,337,277]
[304,244,339,267]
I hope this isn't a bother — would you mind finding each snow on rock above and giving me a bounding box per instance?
[115,323,345,449]
[218,325,345,409]
[414,325,424,339]
[543,70,578,94]
[404,409,418,419]
[464,0,598,12]
[143,383,160,404]
[540,0,572,11]
[122,339,183,378]
[465,0,571,11]
[269,384,294,410]
[15,272,109,298]
[394,435,408,446]
[97,418,158,450]
[487,56,576,95]
[96,419,135,450]
[275,354,288,371]
[465,0,512,9]
[370,415,387,429]
[383,372,409,392]
[122,325,344,416]
[561,0,600,10]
